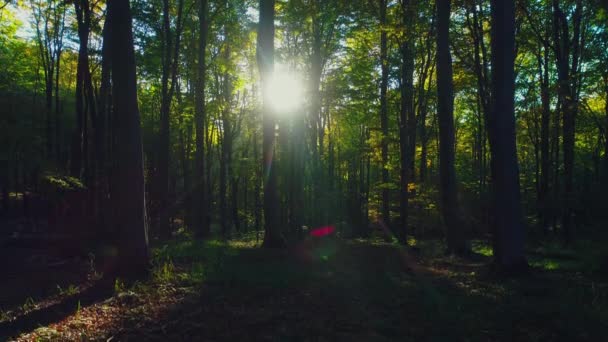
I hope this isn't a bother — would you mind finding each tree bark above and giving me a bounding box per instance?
[158,0,184,239]
[489,0,527,270]
[220,45,233,237]
[194,0,210,238]
[71,0,91,180]
[399,0,415,244]
[437,0,467,254]
[379,0,390,229]
[258,0,284,247]
[552,0,582,243]
[538,40,551,232]
[106,0,149,276]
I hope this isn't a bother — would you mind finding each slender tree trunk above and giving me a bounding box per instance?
[437,0,467,254]
[106,0,149,277]
[220,109,233,237]
[398,0,415,244]
[158,0,172,239]
[253,131,261,237]
[379,0,390,229]
[489,0,527,270]
[553,0,582,244]
[232,176,240,233]
[258,0,284,247]
[46,74,53,159]
[72,0,91,179]
[538,42,551,232]
[194,0,210,237]
[417,21,434,185]
[54,47,62,163]
[310,5,324,227]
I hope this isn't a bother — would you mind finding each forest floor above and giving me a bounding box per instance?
[1,231,607,341]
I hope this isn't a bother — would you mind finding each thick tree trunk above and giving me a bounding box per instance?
[106,0,149,276]
[489,0,527,270]
[603,76,608,197]
[379,0,390,229]
[437,0,467,254]
[194,0,210,238]
[258,0,284,247]
[605,80,608,178]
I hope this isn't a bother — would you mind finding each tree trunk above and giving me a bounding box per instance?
[398,0,415,244]
[437,0,467,254]
[258,0,284,247]
[106,0,149,277]
[379,0,390,229]
[553,0,582,244]
[489,0,527,270]
[194,0,210,238]
[538,41,551,232]
[253,131,261,237]
[72,0,92,180]
[220,108,233,238]
[603,75,608,195]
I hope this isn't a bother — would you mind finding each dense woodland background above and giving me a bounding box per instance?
[1,0,608,267]
[1,0,608,339]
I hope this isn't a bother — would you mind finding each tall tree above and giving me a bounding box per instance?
[158,0,185,238]
[436,0,467,254]
[488,0,527,269]
[31,0,66,160]
[194,0,210,237]
[106,0,149,276]
[398,0,415,243]
[379,0,390,229]
[258,0,284,247]
[72,0,96,182]
[552,0,584,243]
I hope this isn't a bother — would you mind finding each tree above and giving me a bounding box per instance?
[398,0,415,243]
[258,0,284,247]
[436,0,467,254]
[194,0,210,238]
[106,0,150,276]
[552,0,585,243]
[31,0,66,160]
[379,0,390,229]
[488,0,527,270]
[158,0,185,239]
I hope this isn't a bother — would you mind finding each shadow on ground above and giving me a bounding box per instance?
[3,237,608,341]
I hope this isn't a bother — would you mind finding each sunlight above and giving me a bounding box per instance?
[266,70,304,114]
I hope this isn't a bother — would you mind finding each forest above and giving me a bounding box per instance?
[1,0,608,340]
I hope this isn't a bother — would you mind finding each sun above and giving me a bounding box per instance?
[266,70,304,114]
